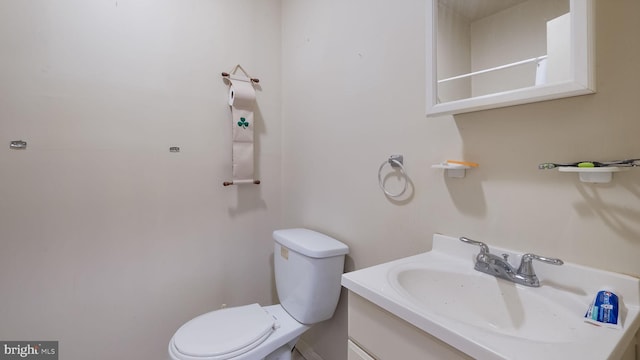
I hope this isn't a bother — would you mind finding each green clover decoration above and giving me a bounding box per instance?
[237,117,249,129]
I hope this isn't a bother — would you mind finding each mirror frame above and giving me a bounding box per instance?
[426,0,595,117]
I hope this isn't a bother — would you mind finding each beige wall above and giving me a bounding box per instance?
[437,0,471,102]
[2,1,640,360]
[282,0,640,359]
[470,0,568,96]
[0,1,281,359]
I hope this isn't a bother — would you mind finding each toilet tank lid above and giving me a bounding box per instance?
[273,228,349,258]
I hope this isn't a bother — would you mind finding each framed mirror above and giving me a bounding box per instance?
[426,0,595,117]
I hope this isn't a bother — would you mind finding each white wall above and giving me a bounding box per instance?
[0,1,282,359]
[282,0,640,359]
[437,0,471,102]
[470,0,568,96]
[3,1,640,360]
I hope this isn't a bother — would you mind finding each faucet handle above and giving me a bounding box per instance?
[517,253,564,276]
[459,237,489,254]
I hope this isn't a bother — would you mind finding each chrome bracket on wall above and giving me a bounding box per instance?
[9,140,27,150]
[388,154,403,168]
[378,154,409,198]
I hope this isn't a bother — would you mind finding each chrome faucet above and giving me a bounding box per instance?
[459,237,563,287]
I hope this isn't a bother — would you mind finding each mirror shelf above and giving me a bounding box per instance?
[426,0,595,117]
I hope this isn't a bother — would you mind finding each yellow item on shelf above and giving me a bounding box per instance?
[446,160,479,168]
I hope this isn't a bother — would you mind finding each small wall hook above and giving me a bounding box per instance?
[10,140,27,150]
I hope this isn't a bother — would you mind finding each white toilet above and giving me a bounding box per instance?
[168,228,349,360]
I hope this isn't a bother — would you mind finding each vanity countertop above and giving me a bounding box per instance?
[342,234,640,360]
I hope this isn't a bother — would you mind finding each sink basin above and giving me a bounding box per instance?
[342,234,640,360]
[390,265,584,343]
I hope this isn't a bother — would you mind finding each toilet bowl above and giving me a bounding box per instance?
[169,304,309,360]
[168,228,348,360]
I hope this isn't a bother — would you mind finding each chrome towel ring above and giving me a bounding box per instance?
[378,155,409,198]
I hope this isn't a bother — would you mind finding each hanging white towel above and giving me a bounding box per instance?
[227,74,256,182]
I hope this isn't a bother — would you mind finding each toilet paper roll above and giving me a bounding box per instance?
[228,76,256,107]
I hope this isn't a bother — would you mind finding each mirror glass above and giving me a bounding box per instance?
[427,0,594,116]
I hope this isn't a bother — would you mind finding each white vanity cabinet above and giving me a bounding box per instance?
[348,290,639,360]
[347,292,473,360]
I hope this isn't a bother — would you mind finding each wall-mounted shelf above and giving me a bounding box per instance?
[557,166,631,183]
[437,55,548,84]
[432,160,478,178]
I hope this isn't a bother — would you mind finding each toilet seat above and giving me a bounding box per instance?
[171,303,277,360]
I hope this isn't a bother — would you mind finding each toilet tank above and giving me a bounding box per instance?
[273,228,349,325]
